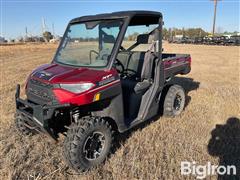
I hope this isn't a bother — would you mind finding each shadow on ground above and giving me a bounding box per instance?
[208,117,240,179]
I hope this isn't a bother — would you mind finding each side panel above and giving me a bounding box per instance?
[91,83,126,132]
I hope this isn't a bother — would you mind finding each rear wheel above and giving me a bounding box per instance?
[163,85,185,117]
[15,112,38,135]
[63,116,114,172]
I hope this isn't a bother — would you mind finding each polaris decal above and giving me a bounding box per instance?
[97,75,119,87]
[33,71,54,80]
[102,74,113,80]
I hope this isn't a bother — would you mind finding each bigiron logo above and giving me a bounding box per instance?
[181,161,236,179]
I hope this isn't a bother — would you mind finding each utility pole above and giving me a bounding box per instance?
[41,17,46,35]
[169,28,172,41]
[182,27,185,37]
[211,0,221,36]
[52,23,55,37]
[25,27,28,37]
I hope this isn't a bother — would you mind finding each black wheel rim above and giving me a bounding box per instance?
[83,131,105,160]
[173,94,182,111]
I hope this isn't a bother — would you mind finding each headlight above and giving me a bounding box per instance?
[59,83,94,94]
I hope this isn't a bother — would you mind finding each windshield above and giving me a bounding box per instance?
[55,19,123,67]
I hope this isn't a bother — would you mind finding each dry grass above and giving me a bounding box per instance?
[0,43,239,179]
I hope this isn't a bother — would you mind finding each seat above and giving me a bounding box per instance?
[116,33,151,78]
[122,54,157,119]
[116,51,132,70]
[121,45,157,94]
[117,31,158,119]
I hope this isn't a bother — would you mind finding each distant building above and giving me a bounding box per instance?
[175,35,184,39]
[49,35,61,43]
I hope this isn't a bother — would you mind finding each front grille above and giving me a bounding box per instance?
[26,78,57,105]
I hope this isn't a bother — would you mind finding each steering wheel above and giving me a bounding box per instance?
[101,54,109,60]
[89,49,110,62]
[124,68,137,74]
[89,50,99,63]
[114,59,125,74]
[99,49,111,60]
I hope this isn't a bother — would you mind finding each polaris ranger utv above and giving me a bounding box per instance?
[15,11,191,172]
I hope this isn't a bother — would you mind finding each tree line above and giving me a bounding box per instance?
[126,28,210,41]
[163,28,209,39]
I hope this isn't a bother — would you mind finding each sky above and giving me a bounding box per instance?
[1,0,239,39]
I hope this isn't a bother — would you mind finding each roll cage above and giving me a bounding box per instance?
[53,11,163,72]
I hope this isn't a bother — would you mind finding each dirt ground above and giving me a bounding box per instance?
[0,43,239,179]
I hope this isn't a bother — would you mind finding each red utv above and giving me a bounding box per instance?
[15,11,191,172]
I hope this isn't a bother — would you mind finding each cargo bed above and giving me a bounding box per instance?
[163,53,191,78]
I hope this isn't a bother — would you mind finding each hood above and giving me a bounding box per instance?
[31,63,116,84]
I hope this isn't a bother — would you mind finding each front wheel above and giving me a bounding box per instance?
[63,116,114,172]
[163,84,186,117]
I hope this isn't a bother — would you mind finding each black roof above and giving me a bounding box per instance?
[70,11,162,24]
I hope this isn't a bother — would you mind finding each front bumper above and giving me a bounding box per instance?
[15,84,70,140]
